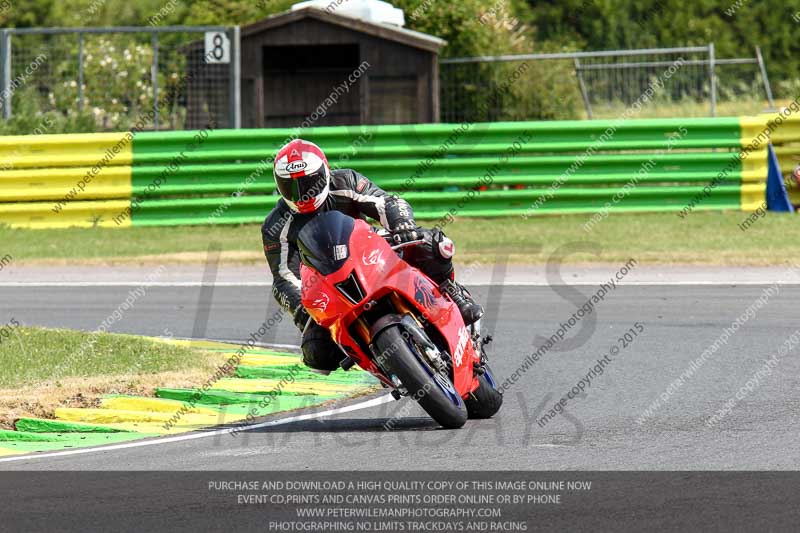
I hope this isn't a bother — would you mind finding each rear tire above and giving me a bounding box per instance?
[374,325,468,429]
[465,367,503,419]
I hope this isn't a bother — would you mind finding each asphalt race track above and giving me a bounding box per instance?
[2,279,799,472]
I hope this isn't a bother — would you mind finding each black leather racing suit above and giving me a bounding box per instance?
[262,168,455,371]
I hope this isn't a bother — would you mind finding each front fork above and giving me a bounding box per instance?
[471,319,492,376]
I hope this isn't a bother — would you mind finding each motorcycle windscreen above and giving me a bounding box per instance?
[297,211,356,276]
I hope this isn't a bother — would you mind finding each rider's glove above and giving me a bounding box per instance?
[390,222,419,245]
[293,306,311,331]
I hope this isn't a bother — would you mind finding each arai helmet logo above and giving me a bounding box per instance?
[311,292,330,312]
[362,249,384,266]
[453,326,471,367]
[285,161,308,173]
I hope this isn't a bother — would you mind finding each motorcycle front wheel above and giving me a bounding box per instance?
[374,324,468,429]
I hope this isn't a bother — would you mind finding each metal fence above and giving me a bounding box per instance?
[0,32,776,131]
[440,44,775,122]
[0,25,241,132]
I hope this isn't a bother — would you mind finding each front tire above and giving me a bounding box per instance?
[374,325,468,429]
[465,366,503,419]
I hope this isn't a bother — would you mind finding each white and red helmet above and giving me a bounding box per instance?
[273,139,331,213]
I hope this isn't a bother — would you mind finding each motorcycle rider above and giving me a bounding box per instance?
[262,139,483,374]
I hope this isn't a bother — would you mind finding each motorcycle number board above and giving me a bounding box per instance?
[204,32,231,64]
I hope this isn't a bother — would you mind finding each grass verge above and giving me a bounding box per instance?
[0,211,798,266]
[588,98,779,120]
[0,327,228,429]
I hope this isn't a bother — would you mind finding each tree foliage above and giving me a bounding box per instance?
[520,0,799,96]
[3,0,796,83]
[0,0,796,130]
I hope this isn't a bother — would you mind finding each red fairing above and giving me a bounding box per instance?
[300,219,480,397]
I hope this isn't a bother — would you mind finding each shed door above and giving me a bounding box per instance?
[263,44,362,127]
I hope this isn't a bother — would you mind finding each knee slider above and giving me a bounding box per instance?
[301,325,341,371]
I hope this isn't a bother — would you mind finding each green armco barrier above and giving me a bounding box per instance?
[126,117,760,226]
[0,117,770,229]
[133,162,273,197]
[131,185,744,226]
[132,152,745,199]
[343,153,744,182]
[131,118,743,159]
[125,117,755,226]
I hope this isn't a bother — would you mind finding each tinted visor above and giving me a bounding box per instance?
[276,166,328,204]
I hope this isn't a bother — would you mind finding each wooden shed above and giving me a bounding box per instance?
[238,6,445,128]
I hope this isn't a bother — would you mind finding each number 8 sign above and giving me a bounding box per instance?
[204,32,231,64]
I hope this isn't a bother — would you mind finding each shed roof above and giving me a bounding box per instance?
[241,6,446,53]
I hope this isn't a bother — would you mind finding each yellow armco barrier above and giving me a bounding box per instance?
[0,132,133,168]
[738,115,775,211]
[0,198,131,229]
[761,117,800,146]
[741,183,768,211]
[0,166,132,202]
[743,114,799,176]
[0,132,133,228]
[741,150,769,213]
[739,116,770,148]
[756,112,800,205]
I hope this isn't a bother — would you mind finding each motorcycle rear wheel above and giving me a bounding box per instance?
[375,324,468,429]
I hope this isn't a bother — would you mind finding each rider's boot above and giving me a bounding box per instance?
[439,278,484,326]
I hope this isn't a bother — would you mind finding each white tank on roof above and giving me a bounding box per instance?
[291,0,406,27]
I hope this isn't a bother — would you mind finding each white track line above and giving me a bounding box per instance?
[205,340,302,351]
[0,394,395,464]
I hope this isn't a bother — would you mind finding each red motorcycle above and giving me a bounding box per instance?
[298,211,502,429]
